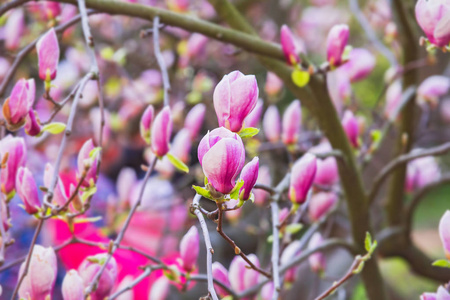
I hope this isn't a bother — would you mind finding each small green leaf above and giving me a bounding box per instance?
[41,122,66,134]
[238,127,260,139]
[352,261,365,274]
[432,259,450,268]
[81,186,97,202]
[369,240,378,254]
[285,223,303,235]
[192,185,212,200]
[166,153,189,173]
[364,232,372,252]
[291,69,310,87]
[230,179,244,200]
[89,147,102,159]
[74,216,102,224]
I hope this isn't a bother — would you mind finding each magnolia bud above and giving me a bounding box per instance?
[263,105,281,142]
[198,127,245,194]
[244,99,263,128]
[439,210,450,259]
[184,103,206,140]
[2,78,35,129]
[308,232,326,273]
[171,129,192,164]
[282,100,301,145]
[309,192,338,221]
[341,110,359,148]
[326,24,349,67]
[417,75,450,106]
[265,72,283,96]
[229,254,260,292]
[180,226,199,272]
[289,153,317,205]
[212,262,230,297]
[415,0,450,48]
[16,167,41,214]
[0,135,26,197]
[77,139,99,187]
[36,28,60,82]
[62,270,84,300]
[213,71,259,132]
[342,48,376,82]
[140,105,154,144]
[151,106,173,157]
[18,245,57,300]
[25,110,41,136]
[280,25,300,66]
[78,254,117,300]
[5,9,25,50]
[239,157,259,201]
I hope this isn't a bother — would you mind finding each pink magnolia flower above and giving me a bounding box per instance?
[309,192,338,221]
[342,48,376,82]
[439,210,450,259]
[186,33,208,59]
[62,270,84,300]
[4,9,25,50]
[421,286,450,300]
[326,24,349,67]
[417,75,450,106]
[308,232,326,273]
[140,105,154,144]
[326,68,351,113]
[405,156,440,192]
[239,157,259,200]
[16,167,41,214]
[415,0,450,47]
[282,100,301,145]
[213,71,259,132]
[244,99,263,128]
[229,254,260,293]
[179,226,199,272]
[149,277,170,300]
[18,245,57,300]
[198,127,246,194]
[2,78,35,128]
[36,28,60,81]
[265,72,283,96]
[263,105,281,142]
[77,139,99,188]
[0,135,26,196]
[25,110,41,136]
[260,282,275,300]
[341,110,359,148]
[184,103,206,140]
[42,1,62,20]
[384,80,403,121]
[167,0,189,12]
[314,157,339,186]
[171,128,192,164]
[78,253,118,300]
[151,106,173,157]
[212,262,231,297]
[289,153,317,204]
[280,25,301,66]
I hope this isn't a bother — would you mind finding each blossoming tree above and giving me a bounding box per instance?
[0,0,450,299]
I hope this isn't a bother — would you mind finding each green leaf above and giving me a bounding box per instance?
[285,223,303,235]
[81,186,97,202]
[74,216,102,224]
[352,261,365,274]
[41,122,66,134]
[238,127,260,139]
[432,259,450,268]
[192,185,212,200]
[89,147,102,159]
[230,179,244,200]
[166,153,189,173]
[291,69,310,87]
[369,240,378,254]
[364,232,372,252]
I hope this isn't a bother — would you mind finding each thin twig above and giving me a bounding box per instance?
[192,194,219,300]
[216,202,271,278]
[153,16,171,106]
[270,201,281,299]
[108,266,158,300]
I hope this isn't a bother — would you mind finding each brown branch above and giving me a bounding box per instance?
[216,203,271,278]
